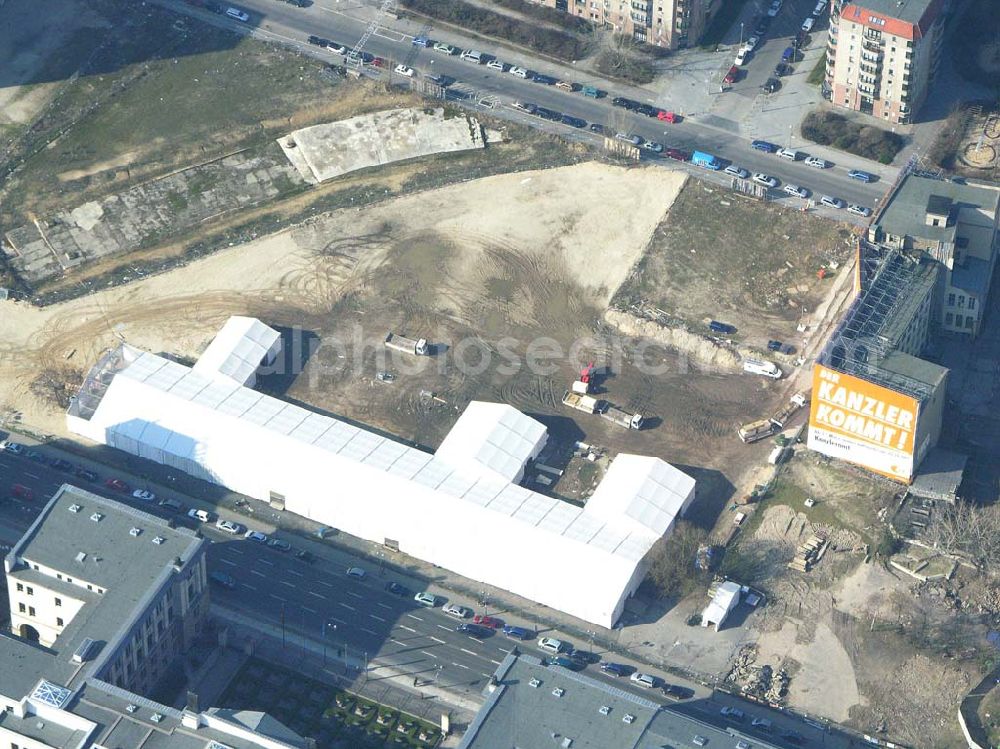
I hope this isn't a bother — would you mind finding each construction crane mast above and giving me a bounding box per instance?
[347,0,396,67]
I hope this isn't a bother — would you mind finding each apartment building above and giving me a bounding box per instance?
[534,0,715,49]
[1,485,308,749]
[825,0,945,123]
[870,173,1000,337]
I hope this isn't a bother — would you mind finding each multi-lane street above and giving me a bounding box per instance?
[157,0,896,214]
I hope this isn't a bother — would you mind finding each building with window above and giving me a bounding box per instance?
[533,0,716,49]
[825,0,945,123]
[0,486,308,749]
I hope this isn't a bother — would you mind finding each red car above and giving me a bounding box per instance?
[656,109,679,123]
[723,65,740,84]
[105,478,130,492]
[371,56,385,68]
[11,484,34,501]
[665,148,689,162]
[473,615,502,628]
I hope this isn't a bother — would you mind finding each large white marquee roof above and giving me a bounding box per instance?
[192,315,282,386]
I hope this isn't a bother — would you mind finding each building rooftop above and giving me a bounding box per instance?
[841,0,940,38]
[909,447,967,502]
[876,174,1000,245]
[951,255,991,295]
[192,315,281,387]
[0,698,89,748]
[879,350,948,389]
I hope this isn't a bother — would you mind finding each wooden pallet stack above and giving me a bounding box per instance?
[787,532,828,572]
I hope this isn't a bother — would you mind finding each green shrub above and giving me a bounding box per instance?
[801,110,905,163]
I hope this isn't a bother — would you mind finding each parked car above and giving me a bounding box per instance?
[754,16,771,35]
[502,625,532,640]
[752,717,774,731]
[630,672,658,688]
[75,468,98,482]
[414,591,439,607]
[346,566,366,579]
[307,35,329,47]
[105,478,130,492]
[847,169,876,182]
[635,103,657,117]
[132,489,156,502]
[781,46,796,62]
[664,147,689,161]
[801,17,815,32]
[473,614,502,628]
[848,204,872,217]
[735,46,751,65]
[663,684,695,700]
[188,508,212,523]
[721,706,746,721]
[225,7,250,22]
[50,458,73,472]
[267,538,292,551]
[538,637,567,654]
[750,139,779,153]
[560,114,587,128]
[294,549,315,563]
[216,519,243,535]
[752,173,779,188]
[384,581,411,596]
[393,64,415,77]
[776,147,800,160]
[642,141,664,154]
[555,80,576,91]
[804,156,829,168]
[457,623,492,638]
[550,655,585,671]
[656,109,679,123]
[433,42,458,55]
[509,66,529,78]
[600,662,633,678]
[209,570,237,589]
[612,96,639,110]
[767,0,782,15]
[426,74,453,86]
[511,101,536,114]
[486,58,506,71]
[11,483,34,501]
[724,65,741,84]
[724,165,749,179]
[411,35,431,47]
[532,73,557,85]
[709,320,736,334]
[762,77,781,93]
[820,195,846,209]
[783,184,810,198]
[0,440,24,454]
[813,0,826,14]
[615,132,642,146]
[443,603,473,618]
[767,339,794,354]
[245,530,268,543]
[460,49,484,64]
[589,123,606,134]
[26,449,46,463]
[774,62,792,77]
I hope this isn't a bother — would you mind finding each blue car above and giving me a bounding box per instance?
[600,662,632,678]
[750,139,779,153]
[412,36,431,47]
[847,169,876,183]
[502,625,532,640]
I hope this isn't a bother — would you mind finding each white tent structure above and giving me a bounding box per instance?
[67,318,696,628]
[702,581,741,631]
[192,316,282,388]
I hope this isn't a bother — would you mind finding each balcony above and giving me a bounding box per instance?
[857,82,876,94]
[863,37,883,52]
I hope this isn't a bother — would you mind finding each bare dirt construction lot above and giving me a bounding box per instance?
[721,450,990,748]
[613,183,856,355]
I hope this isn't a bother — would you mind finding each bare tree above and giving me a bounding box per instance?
[926,500,1000,575]
[646,520,709,598]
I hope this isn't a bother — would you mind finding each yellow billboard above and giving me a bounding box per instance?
[807,364,919,482]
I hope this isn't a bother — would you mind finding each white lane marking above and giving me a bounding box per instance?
[220,558,237,566]
[287,569,304,577]
[421,650,438,659]
[270,594,286,602]
[346,591,362,599]
[280,580,296,588]
[303,606,317,614]
[430,636,445,644]
[369,614,386,622]
[490,659,501,665]
[24,472,41,480]
[317,580,334,587]
[460,648,478,656]
[250,570,266,578]
[391,638,407,646]
[362,627,379,635]
[453,663,470,670]
[327,616,347,626]
[338,602,356,611]
[436,624,452,632]
[308,591,326,599]
[406,614,424,622]
[376,602,392,610]
[242,584,257,591]
[481,672,491,678]
[257,558,274,566]
[399,625,416,633]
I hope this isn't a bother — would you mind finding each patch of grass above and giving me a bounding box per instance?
[701,0,751,48]
[165,191,188,212]
[807,54,827,86]
[801,110,905,164]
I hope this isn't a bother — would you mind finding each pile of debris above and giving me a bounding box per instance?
[787,531,828,573]
[725,646,792,705]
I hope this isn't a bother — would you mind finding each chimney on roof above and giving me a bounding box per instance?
[925,194,952,228]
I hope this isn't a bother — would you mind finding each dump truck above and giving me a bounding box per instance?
[738,419,777,443]
[562,390,600,414]
[600,403,644,430]
[384,332,429,356]
[769,390,809,428]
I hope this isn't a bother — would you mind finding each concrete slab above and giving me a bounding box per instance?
[279,107,485,184]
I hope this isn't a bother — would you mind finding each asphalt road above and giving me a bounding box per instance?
[162,0,891,214]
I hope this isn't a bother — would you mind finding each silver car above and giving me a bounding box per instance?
[724,165,749,179]
[752,173,778,188]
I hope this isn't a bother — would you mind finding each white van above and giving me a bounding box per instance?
[461,49,483,64]
[225,7,250,21]
[743,359,782,379]
[776,148,802,160]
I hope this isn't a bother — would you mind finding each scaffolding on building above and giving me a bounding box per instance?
[818,248,936,403]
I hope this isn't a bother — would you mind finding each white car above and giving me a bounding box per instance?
[132,489,156,502]
[486,58,506,71]
[630,672,658,688]
[744,35,760,51]
[821,195,846,209]
[813,0,827,15]
[225,7,250,22]
[783,184,809,198]
[216,519,243,535]
[346,566,366,579]
[804,156,829,168]
[509,66,529,79]
[776,147,800,160]
[735,47,751,65]
[752,173,778,188]
[801,17,815,32]
[767,0,782,17]
[538,637,566,654]
[393,64,415,77]
[511,101,536,114]
[443,603,472,618]
[188,508,212,523]
[414,591,439,607]
[326,42,347,54]
[848,203,872,216]
[724,165,749,179]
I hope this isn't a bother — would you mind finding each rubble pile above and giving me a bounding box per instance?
[725,645,791,705]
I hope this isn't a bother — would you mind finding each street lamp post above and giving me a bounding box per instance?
[740,22,744,46]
